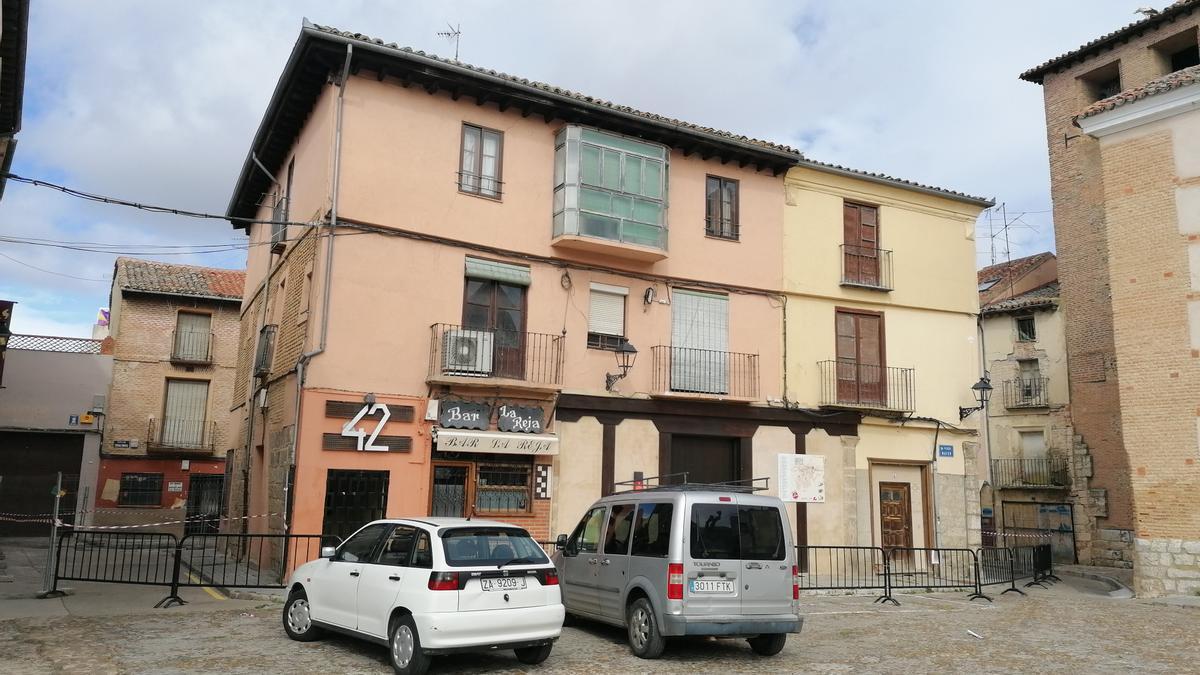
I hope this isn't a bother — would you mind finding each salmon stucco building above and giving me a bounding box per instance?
[223,22,990,561]
[1021,0,1200,594]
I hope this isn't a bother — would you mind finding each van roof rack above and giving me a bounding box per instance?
[611,473,771,494]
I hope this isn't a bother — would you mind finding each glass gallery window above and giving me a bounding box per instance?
[553,126,668,250]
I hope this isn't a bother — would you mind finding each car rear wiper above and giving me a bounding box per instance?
[497,557,536,568]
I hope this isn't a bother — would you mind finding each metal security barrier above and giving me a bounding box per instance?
[879,547,990,602]
[46,530,338,607]
[796,546,896,605]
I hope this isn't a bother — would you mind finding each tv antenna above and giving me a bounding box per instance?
[437,23,462,60]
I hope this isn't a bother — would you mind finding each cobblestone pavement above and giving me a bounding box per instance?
[2,576,1198,674]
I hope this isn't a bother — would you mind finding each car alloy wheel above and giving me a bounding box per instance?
[630,605,650,651]
[286,598,311,634]
[392,623,415,668]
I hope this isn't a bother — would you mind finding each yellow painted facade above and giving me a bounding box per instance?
[783,165,988,549]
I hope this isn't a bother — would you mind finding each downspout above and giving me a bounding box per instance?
[286,42,353,536]
[930,420,941,550]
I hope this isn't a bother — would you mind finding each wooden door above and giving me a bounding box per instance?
[843,203,879,286]
[463,278,526,379]
[879,482,913,551]
[835,310,885,405]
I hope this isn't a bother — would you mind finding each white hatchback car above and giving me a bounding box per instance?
[283,518,564,674]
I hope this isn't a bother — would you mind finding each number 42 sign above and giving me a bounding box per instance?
[341,403,391,451]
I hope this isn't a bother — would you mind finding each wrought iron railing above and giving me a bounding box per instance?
[991,458,1069,488]
[1003,376,1050,408]
[147,418,217,452]
[171,330,213,364]
[428,323,564,386]
[818,360,915,412]
[650,346,759,398]
[840,244,893,291]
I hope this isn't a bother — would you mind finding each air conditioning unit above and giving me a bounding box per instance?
[441,329,494,376]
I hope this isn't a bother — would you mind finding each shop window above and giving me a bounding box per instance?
[475,462,532,513]
[118,473,163,507]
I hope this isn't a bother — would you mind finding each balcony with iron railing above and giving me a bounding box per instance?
[147,418,217,453]
[650,346,759,401]
[427,323,564,391]
[840,245,893,291]
[818,360,915,413]
[991,458,1069,489]
[170,330,214,364]
[1003,376,1050,409]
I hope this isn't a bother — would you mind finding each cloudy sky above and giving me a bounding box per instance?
[1,1,1152,336]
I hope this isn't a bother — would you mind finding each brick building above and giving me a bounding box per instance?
[95,258,244,535]
[1021,0,1200,593]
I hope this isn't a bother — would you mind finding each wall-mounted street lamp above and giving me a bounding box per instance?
[959,376,993,421]
[605,340,638,392]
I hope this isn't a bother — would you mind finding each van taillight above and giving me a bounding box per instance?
[667,563,684,600]
[792,565,799,600]
[428,572,460,591]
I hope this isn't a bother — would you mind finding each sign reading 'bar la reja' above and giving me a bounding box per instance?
[436,429,559,456]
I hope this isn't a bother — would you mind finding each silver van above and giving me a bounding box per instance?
[552,479,801,659]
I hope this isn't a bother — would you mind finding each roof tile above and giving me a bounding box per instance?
[1078,63,1200,119]
[115,257,244,301]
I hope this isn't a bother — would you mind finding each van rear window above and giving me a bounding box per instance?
[690,504,785,561]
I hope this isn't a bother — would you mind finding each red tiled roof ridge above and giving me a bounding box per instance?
[1020,0,1200,84]
[115,257,245,300]
[1078,63,1200,120]
[977,251,1054,283]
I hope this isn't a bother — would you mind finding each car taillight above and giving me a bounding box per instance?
[667,563,684,600]
[428,572,460,591]
[792,565,799,601]
[542,569,559,586]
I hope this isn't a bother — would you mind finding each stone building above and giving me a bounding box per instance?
[978,253,1103,564]
[94,258,244,535]
[1021,0,1200,594]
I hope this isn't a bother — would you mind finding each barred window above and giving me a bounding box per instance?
[118,473,163,507]
[475,463,531,513]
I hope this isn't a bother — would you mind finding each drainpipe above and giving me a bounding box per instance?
[930,420,941,551]
[285,42,353,536]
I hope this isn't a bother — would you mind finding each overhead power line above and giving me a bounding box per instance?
[1,172,309,227]
[0,250,109,282]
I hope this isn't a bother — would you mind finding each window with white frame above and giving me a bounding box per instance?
[553,126,668,250]
[588,283,627,350]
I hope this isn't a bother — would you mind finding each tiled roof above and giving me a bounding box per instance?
[982,281,1060,314]
[1020,0,1200,84]
[977,251,1055,286]
[796,158,993,206]
[308,22,800,157]
[1078,63,1200,119]
[8,334,103,354]
[115,257,244,301]
[307,22,991,207]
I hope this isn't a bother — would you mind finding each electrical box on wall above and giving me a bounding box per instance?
[425,399,440,421]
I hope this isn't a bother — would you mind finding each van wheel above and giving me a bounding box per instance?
[748,633,787,656]
[514,643,553,665]
[282,589,323,642]
[389,615,431,675]
[626,598,666,659]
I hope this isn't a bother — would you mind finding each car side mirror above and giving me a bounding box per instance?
[555,534,569,550]
[320,546,337,559]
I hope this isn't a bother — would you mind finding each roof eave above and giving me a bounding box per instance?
[119,287,243,304]
[794,158,994,208]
